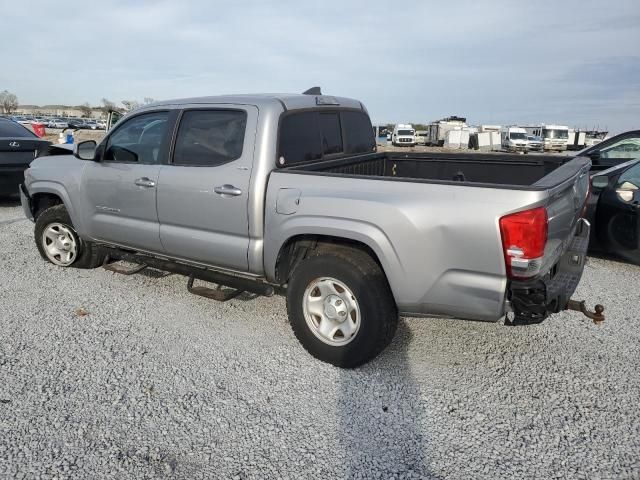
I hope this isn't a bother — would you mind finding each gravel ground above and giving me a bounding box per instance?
[1,200,639,479]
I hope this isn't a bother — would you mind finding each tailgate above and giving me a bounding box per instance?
[534,156,591,273]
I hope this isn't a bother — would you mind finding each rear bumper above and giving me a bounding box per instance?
[508,218,590,324]
[19,183,34,221]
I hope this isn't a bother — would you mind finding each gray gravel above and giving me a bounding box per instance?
[1,201,639,479]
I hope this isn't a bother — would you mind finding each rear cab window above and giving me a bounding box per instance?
[278,109,375,166]
[0,119,36,138]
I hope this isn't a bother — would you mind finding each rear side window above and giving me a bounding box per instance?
[278,112,322,165]
[319,113,343,155]
[173,110,247,166]
[342,111,375,154]
[0,119,36,138]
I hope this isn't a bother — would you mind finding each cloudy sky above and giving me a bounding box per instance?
[2,0,638,132]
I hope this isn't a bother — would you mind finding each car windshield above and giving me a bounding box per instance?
[398,130,414,136]
[542,129,568,139]
[510,132,526,140]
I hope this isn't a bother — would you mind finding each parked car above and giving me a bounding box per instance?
[10,116,33,126]
[95,120,106,130]
[47,118,69,129]
[581,130,640,265]
[0,117,51,196]
[66,119,87,129]
[526,135,544,152]
[586,159,640,265]
[83,120,100,130]
[20,91,599,367]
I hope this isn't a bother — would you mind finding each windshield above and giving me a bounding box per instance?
[398,130,414,136]
[510,132,527,140]
[542,128,568,139]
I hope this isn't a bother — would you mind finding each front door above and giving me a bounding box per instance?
[596,162,640,264]
[81,110,174,253]
[157,106,257,272]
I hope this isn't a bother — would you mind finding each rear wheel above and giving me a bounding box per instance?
[286,246,398,368]
[35,204,104,269]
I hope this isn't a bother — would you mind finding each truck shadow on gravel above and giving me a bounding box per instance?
[337,320,441,479]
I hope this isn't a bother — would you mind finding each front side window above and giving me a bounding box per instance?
[173,110,247,166]
[104,111,170,164]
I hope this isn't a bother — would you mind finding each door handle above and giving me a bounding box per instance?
[214,184,242,197]
[134,177,156,188]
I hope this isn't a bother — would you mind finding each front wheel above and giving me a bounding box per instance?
[35,204,104,269]
[286,246,398,368]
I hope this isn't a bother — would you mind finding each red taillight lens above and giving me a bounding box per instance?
[499,207,548,278]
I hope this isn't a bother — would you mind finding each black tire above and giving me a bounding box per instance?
[286,245,398,368]
[35,204,104,269]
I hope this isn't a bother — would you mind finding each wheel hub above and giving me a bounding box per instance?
[42,223,78,266]
[324,295,348,322]
[302,277,361,346]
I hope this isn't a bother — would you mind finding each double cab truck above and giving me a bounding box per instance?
[20,91,603,367]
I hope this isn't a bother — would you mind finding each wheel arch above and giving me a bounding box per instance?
[270,229,404,304]
[28,182,79,226]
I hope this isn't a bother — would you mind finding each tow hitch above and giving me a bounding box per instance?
[566,300,605,325]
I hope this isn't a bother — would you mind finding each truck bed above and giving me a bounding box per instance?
[283,151,575,189]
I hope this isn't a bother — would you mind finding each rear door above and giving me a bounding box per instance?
[156,105,258,272]
[80,110,175,252]
[595,162,640,264]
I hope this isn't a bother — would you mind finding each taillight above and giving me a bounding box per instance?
[499,207,548,279]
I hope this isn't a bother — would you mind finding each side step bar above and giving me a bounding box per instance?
[187,275,243,301]
[102,248,275,299]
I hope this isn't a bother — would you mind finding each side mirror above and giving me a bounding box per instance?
[74,140,97,161]
[591,175,609,189]
[588,150,601,160]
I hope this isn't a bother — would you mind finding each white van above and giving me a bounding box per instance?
[392,124,416,146]
[501,126,529,153]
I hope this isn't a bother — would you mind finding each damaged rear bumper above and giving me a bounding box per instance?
[507,218,602,325]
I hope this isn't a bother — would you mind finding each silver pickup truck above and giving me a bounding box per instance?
[20,91,602,367]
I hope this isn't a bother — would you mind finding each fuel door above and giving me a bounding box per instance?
[276,188,301,215]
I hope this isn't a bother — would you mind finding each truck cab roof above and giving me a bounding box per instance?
[146,93,365,112]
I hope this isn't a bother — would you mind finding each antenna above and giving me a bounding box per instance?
[302,87,322,95]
